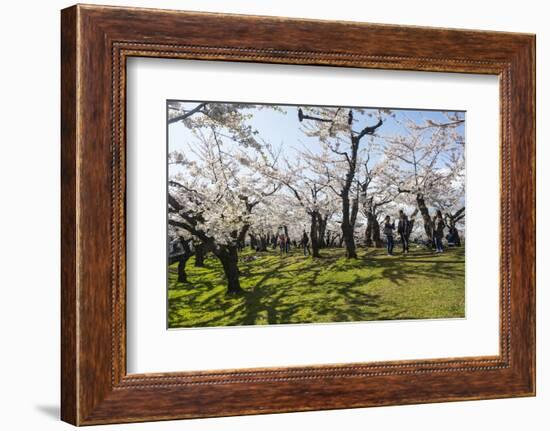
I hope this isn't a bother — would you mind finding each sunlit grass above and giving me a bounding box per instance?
[168,245,465,328]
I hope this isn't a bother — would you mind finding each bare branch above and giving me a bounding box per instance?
[168,103,207,124]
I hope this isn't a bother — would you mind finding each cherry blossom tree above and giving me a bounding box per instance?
[296,107,386,258]
[380,112,465,246]
[168,101,264,150]
[357,153,403,247]
[168,103,279,294]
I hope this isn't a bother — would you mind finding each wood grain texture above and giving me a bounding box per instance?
[60,4,536,425]
[60,6,78,425]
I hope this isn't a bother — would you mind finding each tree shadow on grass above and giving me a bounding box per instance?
[237,267,382,325]
[357,249,464,287]
[168,247,465,328]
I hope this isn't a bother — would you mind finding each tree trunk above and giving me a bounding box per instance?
[317,215,328,248]
[176,238,193,282]
[342,224,357,258]
[445,207,464,246]
[350,197,359,230]
[177,254,191,283]
[310,212,321,258]
[194,242,205,267]
[416,194,433,247]
[237,224,250,251]
[365,223,373,247]
[341,194,357,258]
[372,217,382,248]
[296,112,382,258]
[455,231,461,246]
[326,231,334,247]
[446,218,461,246]
[216,245,243,295]
[407,217,416,240]
[249,234,257,250]
[258,235,268,252]
[365,211,381,248]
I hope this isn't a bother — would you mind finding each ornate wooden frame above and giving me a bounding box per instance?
[61,4,536,425]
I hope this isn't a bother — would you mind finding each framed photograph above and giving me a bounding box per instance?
[61,4,536,425]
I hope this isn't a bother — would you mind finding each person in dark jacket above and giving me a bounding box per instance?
[383,215,395,256]
[434,210,446,253]
[301,230,311,256]
[397,210,410,254]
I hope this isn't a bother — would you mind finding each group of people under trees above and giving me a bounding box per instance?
[277,232,292,256]
[169,207,463,290]
[382,210,413,256]
[271,230,313,257]
[383,209,460,256]
[251,206,463,260]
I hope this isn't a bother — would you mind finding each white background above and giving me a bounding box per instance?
[127,59,499,373]
[0,0,547,430]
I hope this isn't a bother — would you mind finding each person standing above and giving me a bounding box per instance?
[434,210,446,253]
[278,233,286,256]
[383,215,395,256]
[397,210,410,254]
[301,230,311,256]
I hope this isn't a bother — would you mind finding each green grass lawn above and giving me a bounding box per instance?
[168,245,465,328]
